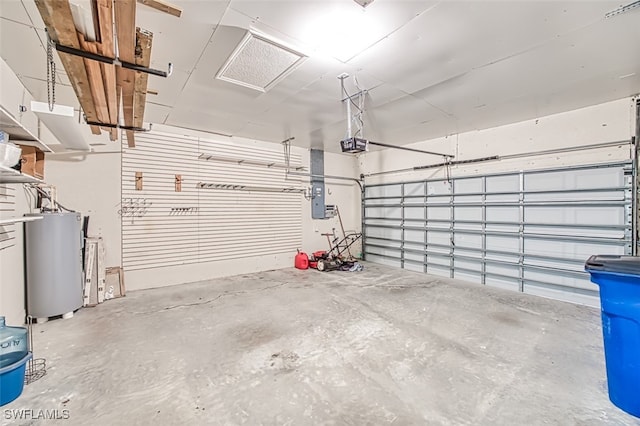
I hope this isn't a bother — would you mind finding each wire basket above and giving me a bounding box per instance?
[24,316,47,385]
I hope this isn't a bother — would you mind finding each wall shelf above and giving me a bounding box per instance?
[0,216,43,226]
[198,153,306,171]
[0,164,43,184]
[0,105,53,153]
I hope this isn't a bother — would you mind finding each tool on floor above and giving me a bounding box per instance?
[312,206,362,272]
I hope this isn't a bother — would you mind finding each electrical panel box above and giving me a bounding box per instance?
[310,149,326,219]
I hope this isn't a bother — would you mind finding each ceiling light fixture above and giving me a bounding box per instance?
[300,3,380,62]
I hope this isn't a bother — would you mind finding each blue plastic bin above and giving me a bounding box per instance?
[585,255,640,418]
[0,352,32,406]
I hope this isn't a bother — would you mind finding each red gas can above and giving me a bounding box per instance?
[295,251,309,270]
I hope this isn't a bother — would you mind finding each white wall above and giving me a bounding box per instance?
[45,149,122,268]
[361,98,636,184]
[121,124,362,291]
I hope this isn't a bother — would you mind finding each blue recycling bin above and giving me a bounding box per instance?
[585,255,640,418]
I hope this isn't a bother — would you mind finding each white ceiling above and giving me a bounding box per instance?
[0,0,639,152]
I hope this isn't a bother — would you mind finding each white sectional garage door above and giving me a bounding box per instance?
[363,162,633,307]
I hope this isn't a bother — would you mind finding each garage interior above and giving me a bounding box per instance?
[0,0,639,424]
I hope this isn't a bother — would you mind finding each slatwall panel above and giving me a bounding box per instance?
[364,162,633,307]
[122,131,303,271]
[0,184,17,251]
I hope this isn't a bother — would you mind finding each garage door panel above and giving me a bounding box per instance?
[404,182,425,197]
[486,263,519,279]
[486,277,520,292]
[523,268,595,290]
[454,258,482,272]
[366,185,402,198]
[486,252,520,264]
[366,219,401,227]
[427,253,450,266]
[366,226,403,240]
[427,265,451,279]
[405,230,425,244]
[454,195,483,203]
[525,190,625,202]
[455,178,482,194]
[427,230,452,246]
[525,225,625,239]
[455,206,482,221]
[524,238,626,260]
[454,247,483,260]
[526,206,625,226]
[427,206,451,220]
[455,270,482,283]
[405,207,425,220]
[404,260,424,272]
[486,235,519,252]
[367,237,402,248]
[486,206,519,222]
[367,244,401,257]
[524,168,624,192]
[524,257,584,273]
[364,162,631,306]
[427,182,452,196]
[454,233,482,250]
[523,282,599,307]
[487,175,519,193]
[404,252,424,263]
[486,223,520,233]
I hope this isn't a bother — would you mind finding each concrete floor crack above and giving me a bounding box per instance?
[132,283,288,314]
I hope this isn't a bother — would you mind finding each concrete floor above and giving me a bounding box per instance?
[5,263,639,425]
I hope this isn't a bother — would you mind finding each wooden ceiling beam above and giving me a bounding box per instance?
[34,0,101,135]
[137,0,182,18]
[133,28,152,132]
[114,0,137,147]
[78,33,110,126]
[95,0,118,141]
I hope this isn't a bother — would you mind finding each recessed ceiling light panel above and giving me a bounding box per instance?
[215,31,307,92]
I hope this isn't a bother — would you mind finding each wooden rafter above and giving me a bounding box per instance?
[137,0,182,18]
[114,0,137,147]
[34,0,101,135]
[78,33,109,125]
[36,0,166,144]
[96,0,118,141]
[133,28,152,131]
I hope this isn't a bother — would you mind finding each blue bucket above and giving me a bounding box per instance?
[0,352,32,406]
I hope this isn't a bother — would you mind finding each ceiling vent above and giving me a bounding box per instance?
[353,0,375,8]
[215,31,307,92]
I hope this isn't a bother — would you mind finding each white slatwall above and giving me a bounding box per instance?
[122,131,303,271]
[0,184,17,251]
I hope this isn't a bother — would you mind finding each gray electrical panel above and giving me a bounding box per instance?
[310,149,326,219]
[25,212,83,318]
